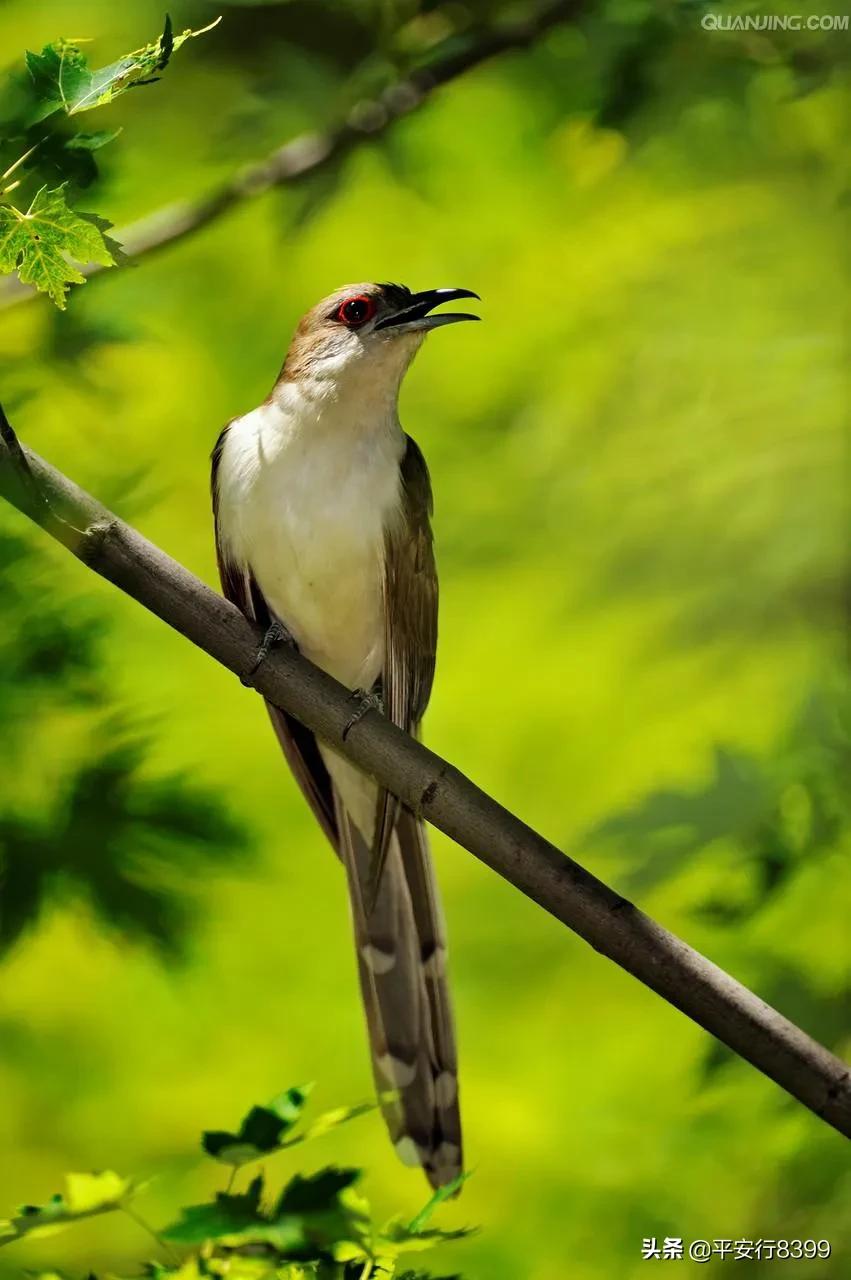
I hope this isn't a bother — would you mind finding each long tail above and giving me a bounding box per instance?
[328,751,462,1189]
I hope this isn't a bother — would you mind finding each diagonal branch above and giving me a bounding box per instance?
[0,414,848,1141]
[0,0,585,311]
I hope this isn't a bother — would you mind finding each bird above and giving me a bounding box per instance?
[211,282,479,1189]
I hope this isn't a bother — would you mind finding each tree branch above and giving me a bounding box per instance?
[0,419,848,1142]
[0,0,585,311]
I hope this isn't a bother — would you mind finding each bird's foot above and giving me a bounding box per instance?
[342,687,384,741]
[240,619,296,687]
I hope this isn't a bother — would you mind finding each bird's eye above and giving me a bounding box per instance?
[337,295,376,327]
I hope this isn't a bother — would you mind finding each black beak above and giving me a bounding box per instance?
[375,287,480,331]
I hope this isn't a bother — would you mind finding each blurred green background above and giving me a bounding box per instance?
[0,1,849,1276]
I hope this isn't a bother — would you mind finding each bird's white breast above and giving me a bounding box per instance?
[215,392,405,691]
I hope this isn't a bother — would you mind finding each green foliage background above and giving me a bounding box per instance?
[0,1,848,1277]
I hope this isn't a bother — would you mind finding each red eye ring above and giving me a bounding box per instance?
[337,294,376,327]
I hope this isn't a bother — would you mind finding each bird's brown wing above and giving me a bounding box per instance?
[356,434,461,1186]
[371,435,438,883]
[211,424,337,848]
[384,434,438,729]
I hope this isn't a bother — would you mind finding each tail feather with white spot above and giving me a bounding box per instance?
[331,782,462,1189]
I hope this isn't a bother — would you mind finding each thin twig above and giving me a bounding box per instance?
[1,139,42,189]
[0,0,585,310]
[122,1204,180,1267]
[0,414,849,1143]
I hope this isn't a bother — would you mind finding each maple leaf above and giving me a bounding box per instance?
[202,1085,314,1166]
[0,184,120,307]
[202,1084,377,1168]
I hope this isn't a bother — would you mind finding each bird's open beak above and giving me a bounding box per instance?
[375,287,480,331]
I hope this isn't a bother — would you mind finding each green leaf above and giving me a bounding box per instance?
[0,733,251,957]
[270,1166,370,1257]
[587,744,771,890]
[160,1175,266,1246]
[202,1084,314,1165]
[24,16,221,121]
[166,1179,269,1250]
[0,1170,132,1247]
[380,1221,476,1254]
[24,41,89,123]
[162,1166,370,1258]
[202,1086,377,1168]
[396,1272,463,1280]
[0,184,120,307]
[290,1099,378,1148]
[65,128,122,152]
[276,1168,361,1216]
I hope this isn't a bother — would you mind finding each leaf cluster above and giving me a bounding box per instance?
[0,513,250,958]
[589,674,851,1091]
[0,15,219,305]
[0,1084,473,1279]
[0,732,251,955]
[587,679,851,918]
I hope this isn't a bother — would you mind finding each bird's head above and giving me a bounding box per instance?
[278,281,479,399]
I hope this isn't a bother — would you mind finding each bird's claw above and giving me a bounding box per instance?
[241,619,296,687]
[342,687,383,741]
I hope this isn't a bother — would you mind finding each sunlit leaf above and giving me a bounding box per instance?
[0,184,120,307]
[0,1170,132,1246]
[290,1100,378,1148]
